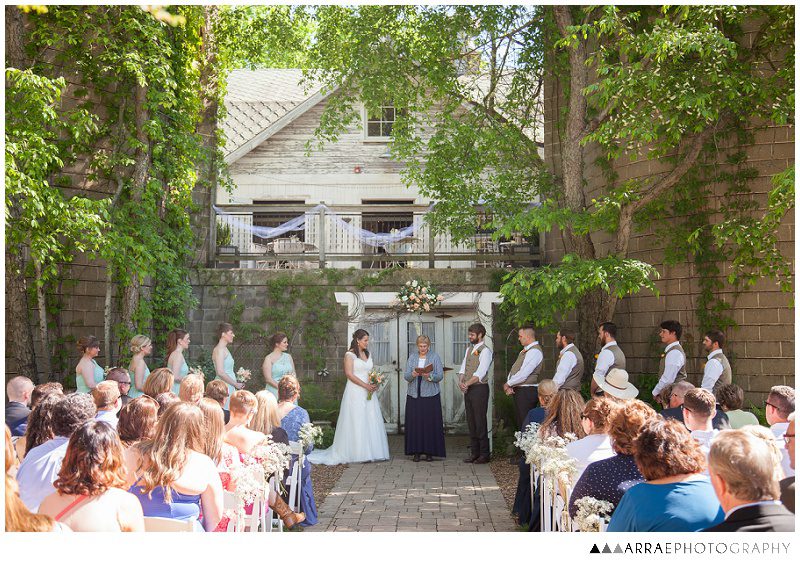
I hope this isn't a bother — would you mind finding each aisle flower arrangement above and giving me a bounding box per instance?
[573,497,614,532]
[393,280,444,313]
[298,422,323,450]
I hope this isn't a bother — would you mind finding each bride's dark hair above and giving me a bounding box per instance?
[349,329,370,358]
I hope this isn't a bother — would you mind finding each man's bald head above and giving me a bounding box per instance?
[7,376,34,405]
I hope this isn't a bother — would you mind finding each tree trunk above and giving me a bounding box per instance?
[33,258,53,380]
[192,5,220,268]
[6,250,38,380]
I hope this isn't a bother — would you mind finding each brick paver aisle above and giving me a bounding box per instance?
[305,435,517,532]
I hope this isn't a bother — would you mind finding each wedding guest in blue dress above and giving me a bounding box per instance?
[75,336,104,393]
[166,329,191,395]
[262,332,295,399]
[277,375,318,527]
[404,335,446,462]
[213,323,241,410]
[125,402,223,532]
[608,418,724,532]
[512,379,557,526]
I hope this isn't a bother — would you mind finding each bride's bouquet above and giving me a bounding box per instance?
[298,422,323,450]
[366,369,384,401]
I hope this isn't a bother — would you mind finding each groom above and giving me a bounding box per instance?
[458,323,493,464]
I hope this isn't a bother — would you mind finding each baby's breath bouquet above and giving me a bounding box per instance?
[393,280,444,313]
[298,422,323,450]
[573,497,614,532]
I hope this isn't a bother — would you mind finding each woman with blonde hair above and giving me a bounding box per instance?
[141,367,175,399]
[539,389,586,440]
[250,390,290,444]
[126,402,223,531]
[166,329,191,395]
[128,335,152,399]
[75,335,103,393]
[179,374,205,404]
[39,421,144,531]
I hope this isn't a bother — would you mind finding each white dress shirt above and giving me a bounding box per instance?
[592,341,618,381]
[771,422,795,478]
[700,349,724,391]
[552,344,577,389]
[95,410,119,429]
[506,341,544,387]
[652,341,686,397]
[566,433,615,484]
[458,341,493,384]
[16,436,70,512]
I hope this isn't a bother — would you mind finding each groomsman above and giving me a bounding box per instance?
[503,325,543,430]
[458,323,493,464]
[590,322,626,396]
[551,329,584,391]
[700,330,732,395]
[652,320,688,405]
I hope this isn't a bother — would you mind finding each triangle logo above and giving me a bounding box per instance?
[602,544,612,553]
[590,544,601,554]
[614,544,623,554]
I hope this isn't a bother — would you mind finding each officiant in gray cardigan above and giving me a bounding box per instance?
[404,335,446,462]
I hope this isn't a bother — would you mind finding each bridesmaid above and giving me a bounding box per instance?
[166,329,191,395]
[403,335,446,462]
[75,336,104,393]
[128,335,152,399]
[212,323,242,410]
[261,332,295,398]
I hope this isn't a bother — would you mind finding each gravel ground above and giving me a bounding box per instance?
[311,463,348,507]
[489,457,519,521]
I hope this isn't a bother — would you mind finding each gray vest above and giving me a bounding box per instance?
[659,343,688,382]
[464,344,489,384]
[605,344,626,371]
[508,343,543,387]
[710,352,733,394]
[560,344,584,390]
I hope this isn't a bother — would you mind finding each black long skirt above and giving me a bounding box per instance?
[404,393,446,457]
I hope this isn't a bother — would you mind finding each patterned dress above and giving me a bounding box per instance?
[281,406,318,526]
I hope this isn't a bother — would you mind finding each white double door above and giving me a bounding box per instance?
[361,311,477,434]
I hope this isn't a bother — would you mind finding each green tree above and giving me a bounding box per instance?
[307,5,793,361]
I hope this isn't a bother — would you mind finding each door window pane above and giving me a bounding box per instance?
[407,322,436,357]
[452,321,472,366]
[363,322,390,365]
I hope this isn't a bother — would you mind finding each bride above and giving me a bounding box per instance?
[308,329,390,465]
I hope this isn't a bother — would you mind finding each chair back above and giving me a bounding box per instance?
[143,516,194,532]
[286,441,304,512]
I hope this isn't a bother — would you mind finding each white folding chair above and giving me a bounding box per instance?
[266,476,283,532]
[286,441,304,513]
[143,516,194,532]
[539,474,552,532]
[223,488,269,532]
[552,477,572,532]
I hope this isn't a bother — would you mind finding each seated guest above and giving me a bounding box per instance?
[155,391,179,417]
[513,379,557,527]
[779,412,794,513]
[566,397,618,483]
[765,385,795,478]
[6,426,69,532]
[717,383,759,429]
[205,379,231,424]
[704,429,793,531]
[30,382,64,410]
[6,376,34,436]
[539,388,586,440]
[38,421,145,531]
[682,388,719,462]
[179,374,204,404]
[277,374,318,526]
[126,402,223,532]
[250,390,290,445]
[141,368,175,399]
[224,390,267,455]
[569,400,655,519]
[117,396,159,467]
[105,368,133,411]
[199,398,304,530]
[92,381,122,429]
[17,393,96,511]
[592,368,638,402]
[17,391,65,462]
[661,380,730,430]
[608,418,724,532]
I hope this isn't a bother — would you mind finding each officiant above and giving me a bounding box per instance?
[404,335,446,462]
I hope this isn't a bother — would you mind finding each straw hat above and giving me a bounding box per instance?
[595,368,639,400]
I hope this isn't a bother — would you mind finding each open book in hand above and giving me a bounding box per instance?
[417,363,434,374]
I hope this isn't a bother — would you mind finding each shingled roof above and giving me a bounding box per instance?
[221,69,329,164]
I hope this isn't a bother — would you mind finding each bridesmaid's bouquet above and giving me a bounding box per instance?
[298,422,323,450]
[189,366,206,380]
[236,367,252,385]
[366,369,384,400]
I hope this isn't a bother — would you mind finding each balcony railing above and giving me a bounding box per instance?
[213,203,540,270]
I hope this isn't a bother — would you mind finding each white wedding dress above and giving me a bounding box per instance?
[308,352,390,465]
